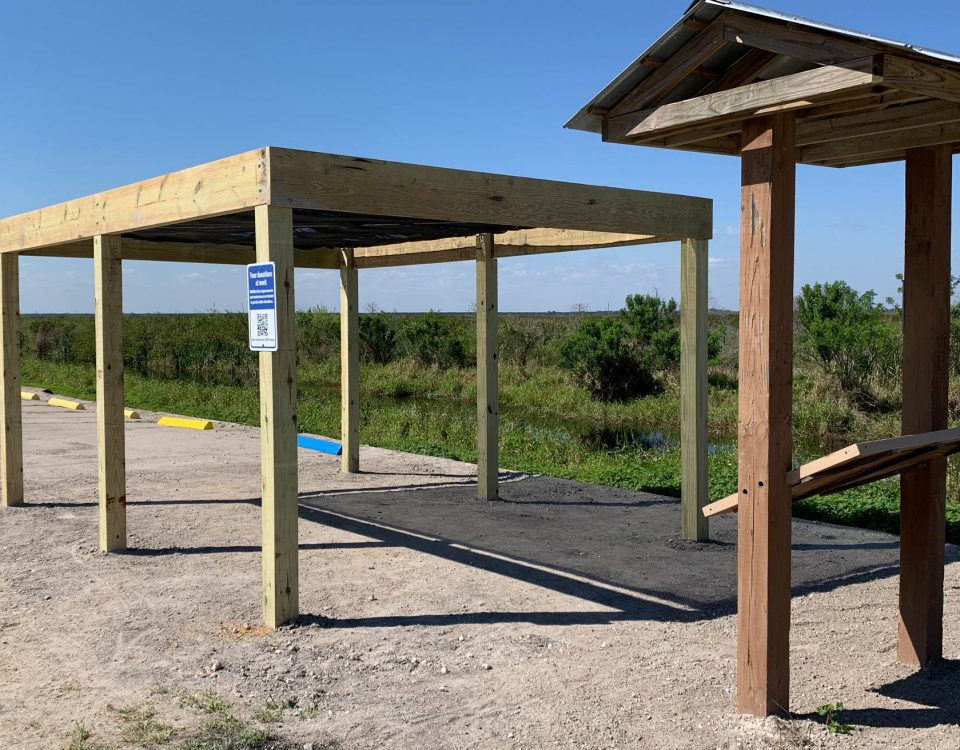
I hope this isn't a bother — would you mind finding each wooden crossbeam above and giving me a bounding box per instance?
[267,148,712,240]
[883,56,960,104]
[0,149,266,254]
[22,229,676,271]
[606,58,883,142]
[799,119,960,163]
[797,99,960,146]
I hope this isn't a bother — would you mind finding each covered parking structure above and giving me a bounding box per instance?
[0,146,712,628]
[568,0,960,717]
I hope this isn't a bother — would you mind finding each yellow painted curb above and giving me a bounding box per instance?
[124,409,141,420]
[157,416,213,431]
[48,397,85,411]
[20,391,39,401]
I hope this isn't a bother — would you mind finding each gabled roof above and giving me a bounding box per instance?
[566,1,960,167]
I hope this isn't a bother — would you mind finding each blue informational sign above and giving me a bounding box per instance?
[247,262,278,351]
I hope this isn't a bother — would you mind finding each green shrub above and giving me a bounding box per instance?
[558,317,657,402]
[359,313,398,364]
[401,311,468,368]
[621,294,680,369]
[796,281,899,402]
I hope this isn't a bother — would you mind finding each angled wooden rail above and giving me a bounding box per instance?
[703,428,960,517]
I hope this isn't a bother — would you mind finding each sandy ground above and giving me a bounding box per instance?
[1,392,960,749]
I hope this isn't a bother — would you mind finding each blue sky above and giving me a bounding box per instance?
[2,0,958,313]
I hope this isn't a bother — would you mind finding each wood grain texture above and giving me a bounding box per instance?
[885,56,960,104]
[799,119,960,163]
[680,238,708,540]
[0,254,23,507]
[722,13,874,66]
[94,235,126,552]
[609,17,727,117]
[736,113,796,717]
[0,149,266,253]
[266,148,712,240]
[610,60,880,142]
[256,205,299,629]
[703,428,960,517]
[476,233,499,501]
[339,247,360,474]
[899,145,952,667]
[24,238,340,270]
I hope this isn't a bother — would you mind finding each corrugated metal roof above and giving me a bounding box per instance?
[565,0,960,134]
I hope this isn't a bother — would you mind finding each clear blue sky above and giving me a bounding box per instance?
[2,0,958,313]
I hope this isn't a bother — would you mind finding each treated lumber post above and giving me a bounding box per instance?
[476,233,499,501]
[94,235,126,552]
[899,145,952,667]
[339,247,359,473]
[256,205,299,628]
[737,112,796,716]
[680,238,709,540]
[0,253,23,507]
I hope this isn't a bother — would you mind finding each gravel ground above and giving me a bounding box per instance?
[1,392,959,749]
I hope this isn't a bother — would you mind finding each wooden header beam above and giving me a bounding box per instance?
[266,148,711,239]
[1,148,711,254]
[22,229,676,270]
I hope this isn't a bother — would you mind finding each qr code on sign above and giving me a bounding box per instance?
[256,313,269,338]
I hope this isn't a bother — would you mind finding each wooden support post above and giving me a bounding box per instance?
[680,238,709,540]
[339,247,359,474]
[899,145,952,667]
[94,235,126,552]
[737,112,796,716]
[476,233,499,501]
[0,253,23,507]
[256,205,299,628]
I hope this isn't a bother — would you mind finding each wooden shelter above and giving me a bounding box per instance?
[568,0,958,716]
[0,146,712,628]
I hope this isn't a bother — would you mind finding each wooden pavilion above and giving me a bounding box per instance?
[0,147,712,628]
[568,0,960,716]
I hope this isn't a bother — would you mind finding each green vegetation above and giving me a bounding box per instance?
[816,702,853,735]
[20,279,960,543]
[64,723,109,750]
[114,705,175,746]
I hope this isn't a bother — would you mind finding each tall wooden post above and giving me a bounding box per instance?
[0,253,23,508]
[476,233,499,501]
[737,113,796,716]
[256,204,299,628]
[94,235,126,552]
[899,145,952,667]
[339,247,360,474]
[681,238,709,540]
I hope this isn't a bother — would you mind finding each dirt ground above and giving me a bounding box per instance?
[2,392,960,749]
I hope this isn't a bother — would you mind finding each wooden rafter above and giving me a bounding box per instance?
[609,17,728,117]
[721,12,875,66]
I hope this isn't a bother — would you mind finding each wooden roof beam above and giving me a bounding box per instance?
[605,56,884,143]
[609,17,728,117]
[722,12,878,67]
[267,148,712,239]
[0,149,267,254]
[799,119,960,163]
